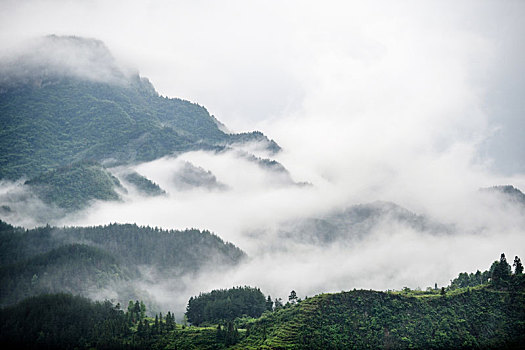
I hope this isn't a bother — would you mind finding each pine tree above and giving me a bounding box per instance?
[514,256,523,275]
[289,290,298,304]
[274,298,283,310]
[140,301,146,321]
[266,295,274,311]
[154,314,159,335]
[492,253,512,288]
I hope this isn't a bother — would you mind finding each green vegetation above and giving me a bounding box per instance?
[0,244,126,306]
[0,254,524,349]
[124,171,165,196]
[0,220,245,307]
[0,293,130,350]
[186,286,268,326]
[233,284,524,349]
[25,160,123,210]
[0,63,279,181]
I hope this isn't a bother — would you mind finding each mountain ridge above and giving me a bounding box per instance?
[0,35,279,181]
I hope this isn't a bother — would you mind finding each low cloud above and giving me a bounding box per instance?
[46,146,525,314]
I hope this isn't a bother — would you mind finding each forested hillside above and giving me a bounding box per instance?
[0,35,279,181]
[0,255,524,349]
[24,160,124,210]
[0,294,130,350]
[234,285,525,349]
[273,201,452,246]
[0,220,245,307]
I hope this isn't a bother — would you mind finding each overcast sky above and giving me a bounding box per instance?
[0,0,523,175]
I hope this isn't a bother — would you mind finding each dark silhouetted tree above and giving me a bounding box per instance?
[514,256,523,275]
[289,290,298,304]
[266,295,273,311]
[492,253,512,288]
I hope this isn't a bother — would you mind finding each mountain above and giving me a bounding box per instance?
[24,160,124,210]
[2,256,523,350]
[0,35,279,181]
[480,185,525,206]
[0,244,128,306]
[0,220,246,307]
[275,201,452,246]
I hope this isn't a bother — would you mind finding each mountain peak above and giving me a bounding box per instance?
[0,35,133,87]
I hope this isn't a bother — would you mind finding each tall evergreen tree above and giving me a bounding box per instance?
[492,253,512,288]
[266,295,274,311]
[514,256,523,275]
[289,290,298,304]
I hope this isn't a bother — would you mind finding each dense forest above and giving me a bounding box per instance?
[0,36,279,181]
[0,220,245,307]
[0,254,523,349]
[186,286,270,326]
[25,160,124,210]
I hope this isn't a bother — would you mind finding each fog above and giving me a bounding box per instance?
[51,147,525,315]
[1,0,525,314]
[0,35,133,86]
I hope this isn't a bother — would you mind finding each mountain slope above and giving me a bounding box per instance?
[480,185,525,206]
[0,244,128,306]
[24,160,124,210]
[0,220,246,307]
[276,201,452,246]
[234,286,525,349]
[0,35,279,180]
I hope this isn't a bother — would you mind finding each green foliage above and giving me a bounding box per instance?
[234,287,525,349]
[124,171,165,196]
[491,253,513,289]
[0,220,246,306]
[25,160,123,210]
[0,244,126,306]
[514,256,524,275]
[226,131,281,154]
[186,286,267,326]
[449,269,491,290]
[0,293,129,350]
[2,254,525,349]
[0,73,279,181]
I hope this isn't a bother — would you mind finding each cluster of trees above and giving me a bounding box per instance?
[136,312,176,339]
[186,286,268,325]
[0,294,130,350]
[0,293,182,350]
[491,253,523,289]
[448,253,523,291]
[449,270,491,290]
